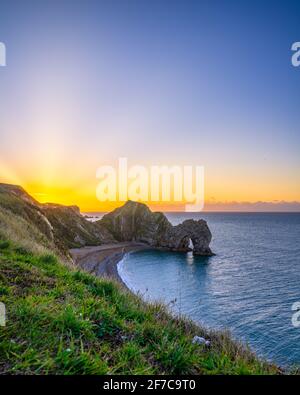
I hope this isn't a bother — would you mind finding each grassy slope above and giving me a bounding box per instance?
[0,192,55,257]
[0,184,113,261]
[0,240,279,375]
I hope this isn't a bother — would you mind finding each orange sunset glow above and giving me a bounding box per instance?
[1,156,299,212]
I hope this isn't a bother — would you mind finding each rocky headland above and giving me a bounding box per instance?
[99,200,213,256]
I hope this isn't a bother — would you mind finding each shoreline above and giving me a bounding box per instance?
[70,242,150,290]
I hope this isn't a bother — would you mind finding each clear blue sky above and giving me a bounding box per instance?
[0,0,299,209]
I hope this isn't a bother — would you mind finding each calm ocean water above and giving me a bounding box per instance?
[117,212,300,367]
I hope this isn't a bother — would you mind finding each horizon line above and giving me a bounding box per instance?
[82,210,300,214]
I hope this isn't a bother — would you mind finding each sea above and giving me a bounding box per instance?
[115,212,300,368]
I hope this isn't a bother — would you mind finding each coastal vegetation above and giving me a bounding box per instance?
[0,183,281,374]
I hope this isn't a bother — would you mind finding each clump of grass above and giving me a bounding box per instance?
[39,254,58,265]
[0,284,10,295]
[0,243,283,375]
[55,347,108,375]
[14,246,31,255]
[0,240,10,250]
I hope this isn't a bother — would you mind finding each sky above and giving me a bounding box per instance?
[0,0,299,211]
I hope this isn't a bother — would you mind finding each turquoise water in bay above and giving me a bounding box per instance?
[117,213,300,367]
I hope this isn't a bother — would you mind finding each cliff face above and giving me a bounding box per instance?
[0,184,57,254]
[99,201,171,243]
[98,201,213,256]
[42,203,115,250]
[0,184,115,258]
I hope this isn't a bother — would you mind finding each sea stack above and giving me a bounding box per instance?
[98,200,214,256]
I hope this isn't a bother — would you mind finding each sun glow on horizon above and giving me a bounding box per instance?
[1,176,296,213]
[1,155,300,212]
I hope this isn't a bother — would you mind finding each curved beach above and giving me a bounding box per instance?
[70,242,149,289]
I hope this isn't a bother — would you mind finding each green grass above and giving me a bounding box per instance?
[0,240,280,375]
